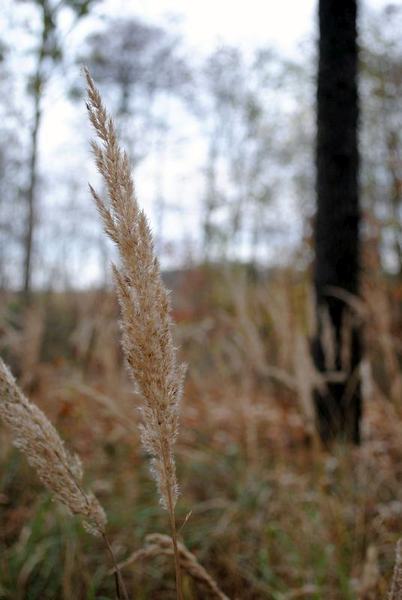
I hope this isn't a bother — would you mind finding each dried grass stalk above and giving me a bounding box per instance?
[114,533,230,600]
[0,359,106,536]
[358,544,379,599]
[389,539,402,600]
[85,68,185,598]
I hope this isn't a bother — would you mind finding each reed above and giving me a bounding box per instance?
[0,358,106,537]
[389,539,402,600]
[85,68,185,599]
[114,534,230,600]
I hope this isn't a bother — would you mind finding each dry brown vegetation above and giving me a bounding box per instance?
[0,270,402,599]
[0,75,401,600]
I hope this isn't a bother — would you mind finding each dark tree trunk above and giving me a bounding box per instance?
[312,0,362,444]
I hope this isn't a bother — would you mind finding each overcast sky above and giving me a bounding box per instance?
[96,0,392,54]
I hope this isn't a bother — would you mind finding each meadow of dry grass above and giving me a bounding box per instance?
[0,260,401,599]
[0,76,401,600]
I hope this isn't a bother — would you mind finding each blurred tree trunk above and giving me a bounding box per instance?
[312,0,362,444]
[24,74,43,301]
[23,4,48,302]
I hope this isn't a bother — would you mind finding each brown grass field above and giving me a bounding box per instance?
[0,261,401,599]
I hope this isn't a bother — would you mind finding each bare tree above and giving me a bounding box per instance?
[21,0,97,301]
[361,5,402,276]
[83,18,191,163]
[199,46,293,263]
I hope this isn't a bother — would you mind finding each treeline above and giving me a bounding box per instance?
[0,1,401,292]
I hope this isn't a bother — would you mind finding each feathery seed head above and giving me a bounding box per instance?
[85,68,184,510]
[0,359,106,536]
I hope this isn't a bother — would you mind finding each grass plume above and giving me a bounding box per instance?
[0,358,106,537]
[85,67,185,598]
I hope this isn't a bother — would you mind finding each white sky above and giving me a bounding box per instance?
[101,0,317,53]
[97,0,391,54]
